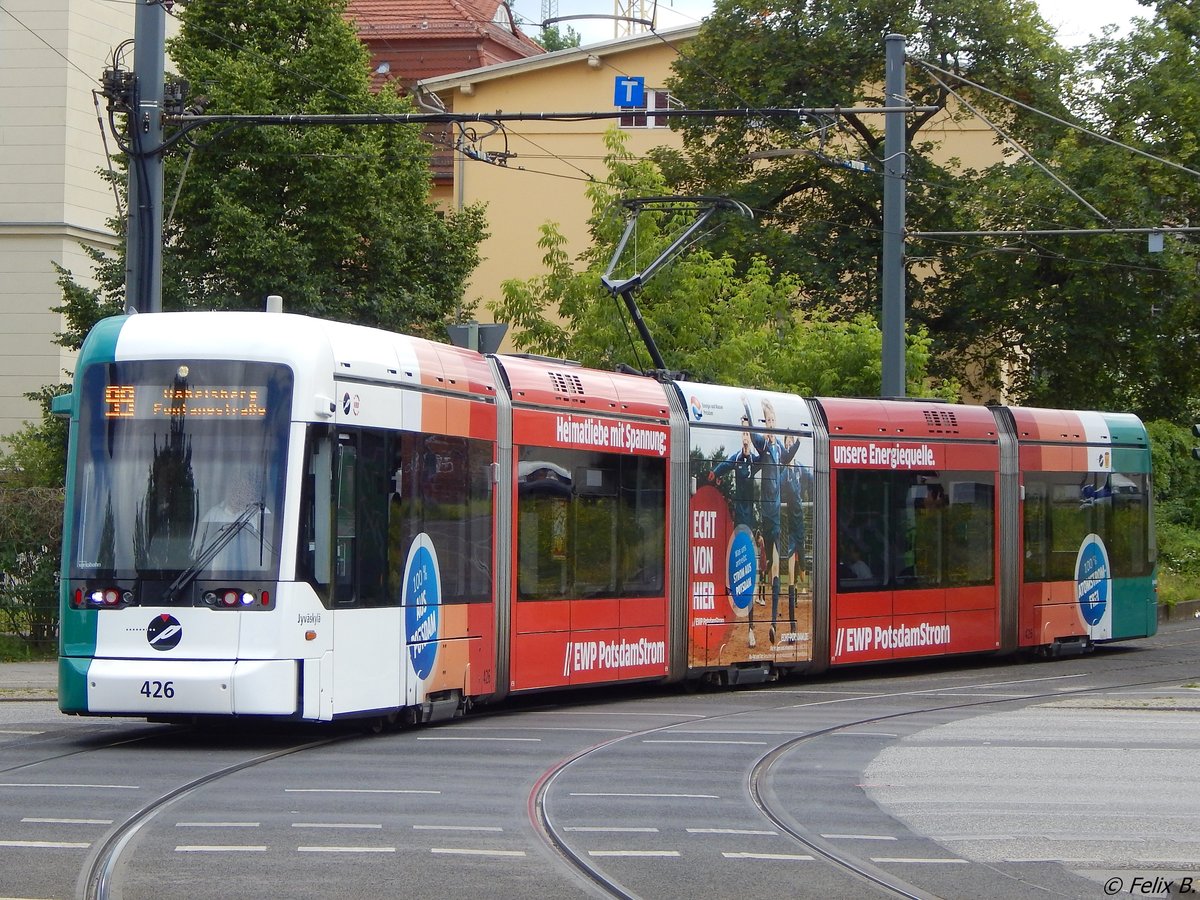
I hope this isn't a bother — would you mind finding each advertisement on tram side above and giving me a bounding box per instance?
[681,384,816,669]
[508,405,672,692]
[826,421,1004,666]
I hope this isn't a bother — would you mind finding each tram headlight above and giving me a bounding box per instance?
[202,587,270,609]
[208,588,258,607]
[84,586,129,608]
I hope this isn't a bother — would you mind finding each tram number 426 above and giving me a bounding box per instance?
[140,680,175,699]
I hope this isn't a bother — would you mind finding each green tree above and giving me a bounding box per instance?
[655,0,1200,416]
[0,386,68,656]
[923,0,1200,415]
[155,0,485,335]
[493,129,954,397]
[931,145,1200,415]
[59,0,487,338]
[1146,419,1200,604]
[655,0,1071,325]
[536,24,582,51]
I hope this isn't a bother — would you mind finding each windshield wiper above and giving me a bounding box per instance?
[162,502,263,603]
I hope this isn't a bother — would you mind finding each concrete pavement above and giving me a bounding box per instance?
[0,660,57,700]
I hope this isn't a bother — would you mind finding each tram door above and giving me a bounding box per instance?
[300,423,497,718]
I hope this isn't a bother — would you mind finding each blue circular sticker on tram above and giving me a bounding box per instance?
[727,525,758,611]
[403,534,441,680]
[1075,533,1110,626]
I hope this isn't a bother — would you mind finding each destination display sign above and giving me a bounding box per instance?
[102,384,268,419]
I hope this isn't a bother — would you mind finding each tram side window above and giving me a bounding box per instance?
[301,426,494,608]
[836,470,994,592]
[391,433,494,603]
[1023,471,1151,581]
[517,446,665,600]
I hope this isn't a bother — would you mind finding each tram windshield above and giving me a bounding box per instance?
[70,360,293,582]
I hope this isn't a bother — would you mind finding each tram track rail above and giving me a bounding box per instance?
[1,631,1194,900]
[0,724,180,776]
[78,733,348,900]
[530,660,1198,900]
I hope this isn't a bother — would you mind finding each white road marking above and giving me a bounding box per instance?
[296,846,395,853]
[292,823,381,829]
[588,850,680,858]
[642,739,768,746]
[723,852,814,861]
[785,673,1089,708]
[284,788,439,794]
[545,711,708,718]
[688,828,778,836]
[416,736,540,742]
[872,857,968,864]
[22,818,112,826]
[0,783,138,790]
[449,725,634,734]
[821,834,898,841]
[175,822,259,828]
[413,825,503,832]
[667,730,802,736]
[174,846,267,852]
[430,848,526,857]
[0,840,90,849]
[565,827,659,833]
[570,792,719,799]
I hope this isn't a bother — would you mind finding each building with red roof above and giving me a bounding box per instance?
[347,0,544,91]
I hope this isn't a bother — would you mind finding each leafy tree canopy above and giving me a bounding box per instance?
[655,0,1070,308]
[154,0,486,335]
[926,0,1200,416]
[492,129,955,399]
[58,0,487,343]
[647,0,1200,418]
[536,24,582,51]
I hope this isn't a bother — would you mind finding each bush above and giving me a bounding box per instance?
[1146,421,1200,604]
[1154,519,1200,605]
[0,487,63,653]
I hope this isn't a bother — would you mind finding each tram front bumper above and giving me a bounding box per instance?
[60,656,298,716]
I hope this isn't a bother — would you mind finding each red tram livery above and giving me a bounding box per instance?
[56,312,1156,722]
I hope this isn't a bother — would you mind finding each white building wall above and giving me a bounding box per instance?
[0,1,134,440]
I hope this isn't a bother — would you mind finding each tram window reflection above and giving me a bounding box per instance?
[516,446,665,601]
[836,470,995,592]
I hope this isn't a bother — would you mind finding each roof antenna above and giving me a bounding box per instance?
[601,196,752,378]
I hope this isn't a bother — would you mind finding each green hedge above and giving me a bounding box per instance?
[0,486,63,653]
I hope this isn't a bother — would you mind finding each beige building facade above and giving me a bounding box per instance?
[0,1,146,440]
[419,27,702,328]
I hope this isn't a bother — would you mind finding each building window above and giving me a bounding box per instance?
[621,89,672,129]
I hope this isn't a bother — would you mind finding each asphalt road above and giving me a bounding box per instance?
[1,620,1198,900]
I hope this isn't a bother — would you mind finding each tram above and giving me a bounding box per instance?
[55,311,1156,722]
